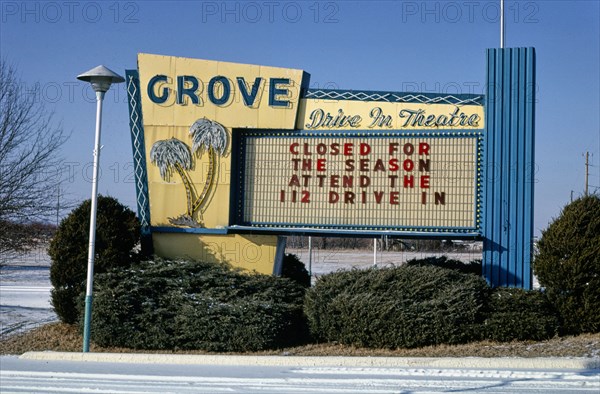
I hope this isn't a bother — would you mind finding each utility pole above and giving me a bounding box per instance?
[56,184,60,227]
[584,151,589,196]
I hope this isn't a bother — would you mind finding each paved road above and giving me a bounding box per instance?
[1,355,599,393]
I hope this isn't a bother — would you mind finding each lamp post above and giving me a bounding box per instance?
[77,65,124,353]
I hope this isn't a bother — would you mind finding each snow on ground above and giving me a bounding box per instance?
[0,248,57,338]
[1,356,599,393]
[0,244,535,339]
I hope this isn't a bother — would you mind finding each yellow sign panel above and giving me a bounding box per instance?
[297,99,484,130]
[135,54,306,274]
[137,53,306,229]
[152,233,281,275]
[139,53,306,129]
[239,132,481,231]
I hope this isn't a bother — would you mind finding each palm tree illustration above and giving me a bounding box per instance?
[149,137,198,226]
[189,118,228,216]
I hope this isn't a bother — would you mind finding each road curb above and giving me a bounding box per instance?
[20,352,600,370]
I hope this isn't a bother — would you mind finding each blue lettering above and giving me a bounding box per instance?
[147,74,293,108]
[208,76,231,106]
[176,75,200,105]
[237,77,263,107]
[269,78,290,107]
[148,75,169,104]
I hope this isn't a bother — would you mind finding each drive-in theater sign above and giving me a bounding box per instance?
[126,48,535,288]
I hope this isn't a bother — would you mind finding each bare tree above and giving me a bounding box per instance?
[0,59,67,261]
[0,220,56,258]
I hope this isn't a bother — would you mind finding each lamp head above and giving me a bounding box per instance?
[77,65,125,93]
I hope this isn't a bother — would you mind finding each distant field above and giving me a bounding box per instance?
[0,247,56,339]
[287,247,482,277]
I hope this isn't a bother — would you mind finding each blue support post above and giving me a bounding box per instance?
[483,48,536,289]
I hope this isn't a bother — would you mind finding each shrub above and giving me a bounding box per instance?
[89,258,309,352]
[281,253,311,287]
[49,196,140,324]
[533,195,600,335]
[304,265,489,348]
[404,255,482,276]
[481,287,559,342]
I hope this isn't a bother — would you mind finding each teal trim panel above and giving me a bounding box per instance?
[126,70,153,255]
[483,48,535,289]
[303,89,483,106]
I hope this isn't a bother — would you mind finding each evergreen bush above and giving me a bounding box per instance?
[481,287,559,341]
[533,195,600,334]
[304,265,489,348]
[404,255,482,276]
[281,253,311,287]
[89,258,309,351]
[49,196,140,324]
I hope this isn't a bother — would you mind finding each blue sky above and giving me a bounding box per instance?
[1,0,599,236]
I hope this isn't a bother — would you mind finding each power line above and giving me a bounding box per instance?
[584,152,589,196]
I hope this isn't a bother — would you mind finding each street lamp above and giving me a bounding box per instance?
[77,65,124,353]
